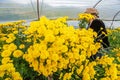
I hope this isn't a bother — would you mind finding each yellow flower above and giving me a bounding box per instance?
[6,38,14,43]
[8,43,17,52]
[0,71,5,77]
[88,62,96,78]
[13,31,18,34]
[50,53,59,61]
[105,64,118,80]
[26,38,32,42]
[44,31,55,42]
[82,73,90,80]
[5,78,12,80]
[59,73,63,79]
[97,55,114,65]
[2,57,13,64]
[1,50,12,57]
[13,50,23,58]
[116,76,120,80]
[46,59,51,65]
[3,44,9,50]
[117,57,120,62]
[76,65,83,75]
[31,60,39,71]
[40,50,49,59]
[100,77,111,80]
[78,13,95,22]
[19,44,25,49]
[63,73,72,80]
[0,63,15,72]
[67,52,73,58]
[12,72,23,80]
[100,27,103,30]
[6,33,16,43]
[0,37,7,41]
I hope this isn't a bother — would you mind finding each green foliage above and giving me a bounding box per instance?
[78,19,88,28]
[94,64,105,79]
[108,29,120,48]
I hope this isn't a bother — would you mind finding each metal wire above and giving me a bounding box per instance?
[30,0,120,27]
[40,0,44,17]
[92,0,120,28]
[29,0,37,16]
[93,0,103,8]
[110,10,120,29]
[37,0,40,20]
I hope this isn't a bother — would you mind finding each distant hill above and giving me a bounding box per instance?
[0,0,12,3]
[0,2,120,21]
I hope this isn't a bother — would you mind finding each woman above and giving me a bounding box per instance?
[85,8,110,59]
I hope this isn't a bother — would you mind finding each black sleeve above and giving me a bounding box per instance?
[89,19,110,48]
[89,19,106,33]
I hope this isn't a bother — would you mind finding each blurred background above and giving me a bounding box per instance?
[0,0,120,28]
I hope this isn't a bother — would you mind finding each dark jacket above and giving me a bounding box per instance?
[88,19,110,60]
[88,19,110,48]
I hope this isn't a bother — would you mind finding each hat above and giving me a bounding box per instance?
[84,8,99,15]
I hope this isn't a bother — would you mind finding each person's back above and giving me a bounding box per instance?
[88,19,110,48]
[84,8,110,60]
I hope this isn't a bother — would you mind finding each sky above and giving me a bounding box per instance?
[0,0,120,26]
[42,0,120,7]
[0,0,119,7]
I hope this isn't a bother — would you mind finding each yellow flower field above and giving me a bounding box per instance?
[0,16,120,80]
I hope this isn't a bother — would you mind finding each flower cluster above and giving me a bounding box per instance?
[0,16,120,80]
[78,13,95,28]
[78,13,95,22]
[0,20,26,80]
[23,16,101,79]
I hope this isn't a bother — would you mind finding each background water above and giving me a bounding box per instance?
[67,21,120,29]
